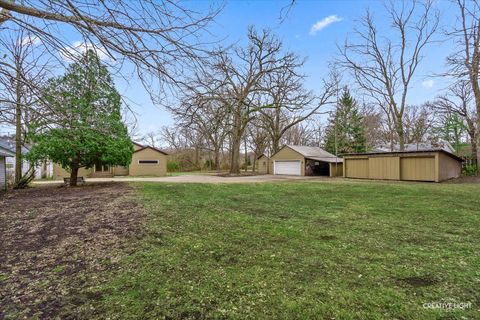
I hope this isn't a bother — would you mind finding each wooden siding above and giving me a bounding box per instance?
[344,151,461,182]
[113,165,129,176]
[256,155,270,174]
[344,158,369,178]
[0,156,6,190]
[271,146,305,176]
[129,148,167,176]
[329,162,343,177]
[400,157,435,181]
[368,157,400,180]
[438,152,462,181]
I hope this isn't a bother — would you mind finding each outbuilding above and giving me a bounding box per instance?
[270,145,343,177]
[255,154,270,174]
[52,142,168,179]
[0,145,15,191]
[343,149,462,182]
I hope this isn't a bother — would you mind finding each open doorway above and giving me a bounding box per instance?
[305,159,329,176]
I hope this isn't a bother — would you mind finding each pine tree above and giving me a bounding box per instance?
[27,50,133,186]
[324,87,367,154]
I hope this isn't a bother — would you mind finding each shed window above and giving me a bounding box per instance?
[138,160,159,164]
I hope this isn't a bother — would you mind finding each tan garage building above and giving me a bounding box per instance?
[270,145,343,177]
[52,142,168,179]
[255,154,270,174]
[343,150,462,182]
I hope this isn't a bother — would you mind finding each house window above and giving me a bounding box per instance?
[138,160,159,164]
[95,161,110,172]
[263,161,266,166]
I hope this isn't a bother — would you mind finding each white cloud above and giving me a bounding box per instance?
[310,15,343,35]
[421,79,435,89]
[60,41,112,62]
[20,35,41,46]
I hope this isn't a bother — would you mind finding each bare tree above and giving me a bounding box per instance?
[282,122,318,147]
[0,28,52,185]
[247,118,269,172]
[339,0,439,150]
[434,80,477,160]
[184,27,302,174]
[446,0,480,171]
[0,0,221,102]
[142,130,160,148]
[360,103,389,150]
[260,65,335,154]
[403,104,435,146]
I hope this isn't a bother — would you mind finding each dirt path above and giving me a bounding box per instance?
[0,183,144,319]
[33,174,327,185]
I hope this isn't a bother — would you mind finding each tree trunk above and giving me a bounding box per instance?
[14,63,22,184]
[475,135,480,173]
[194,146,200,169]
[272,135,281,155]
[230,133,241,174]
[214,147,220,171]
[396,118,405,151]
[244,137,248,173]
[70,165,79,186]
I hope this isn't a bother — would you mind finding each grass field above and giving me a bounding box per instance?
[91,181,479,319]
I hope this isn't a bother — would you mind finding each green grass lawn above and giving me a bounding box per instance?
[93,181,479,319]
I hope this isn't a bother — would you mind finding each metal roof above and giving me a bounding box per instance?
[372,140,456,154]
[0,145,15,157]
[285,145,342,163]
[343,149,463,162]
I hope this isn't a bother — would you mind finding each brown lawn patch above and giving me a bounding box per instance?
[0,182,144,319]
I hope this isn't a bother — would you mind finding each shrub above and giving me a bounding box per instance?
[167,160,180,172]
[462,164,478,176]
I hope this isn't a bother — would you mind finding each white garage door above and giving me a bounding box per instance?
[274,161,301,175]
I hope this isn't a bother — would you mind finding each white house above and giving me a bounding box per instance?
[0,145,15,191]
[0,138,52,182]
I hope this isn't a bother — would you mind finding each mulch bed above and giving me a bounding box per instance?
[0,182,145,319]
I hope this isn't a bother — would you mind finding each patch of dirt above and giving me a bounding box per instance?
[318,235,337,240]
[445,176,480,184]
[217,172,260,177]
[0,182,145,319]
[396,275,440,287]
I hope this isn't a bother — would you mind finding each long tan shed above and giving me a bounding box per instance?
[343,150,462,182]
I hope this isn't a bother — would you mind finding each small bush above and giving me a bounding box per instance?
[462,164,478,176]
[167,160,180,172]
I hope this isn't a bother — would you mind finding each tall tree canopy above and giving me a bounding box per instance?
[27,50,133,186]
[324,88,367,155]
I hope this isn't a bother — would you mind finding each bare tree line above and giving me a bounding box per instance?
[0,0,479,177]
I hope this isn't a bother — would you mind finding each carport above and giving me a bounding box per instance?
[343,150,462,182]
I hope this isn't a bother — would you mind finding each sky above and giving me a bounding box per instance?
[124,0,458,137]
[0,0,460,139]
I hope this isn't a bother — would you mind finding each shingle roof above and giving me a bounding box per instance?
[0,138,29,155]
[0,145,15,157]
[133,145,169,155]
[286,145,342,163]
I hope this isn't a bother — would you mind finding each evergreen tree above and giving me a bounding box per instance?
[324,87,367,154]
[27,50,133,186]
